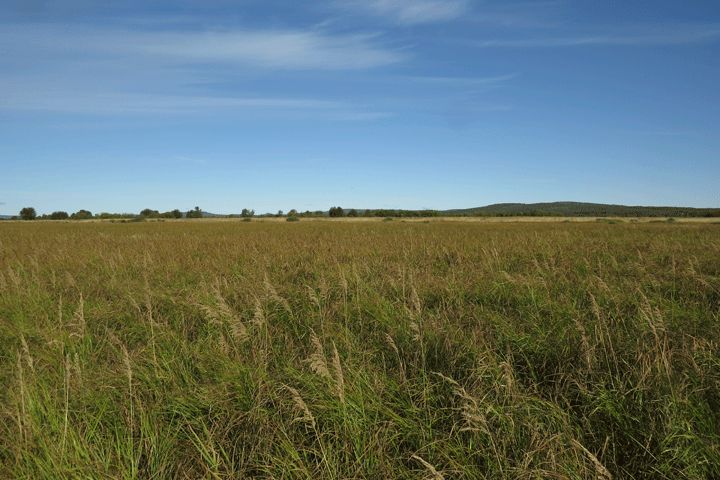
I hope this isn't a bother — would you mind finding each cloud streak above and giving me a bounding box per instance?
[0,22,403,119]
[1,24,405,70]
[0,90,393,120]
[0,92,340,114]
[337,0,467,25]
[404,74,516,87]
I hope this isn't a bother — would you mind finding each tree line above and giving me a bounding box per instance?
[12,206,209,221]
[8,204,720,221]
[10,206,443,221]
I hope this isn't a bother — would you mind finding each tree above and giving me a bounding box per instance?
[160,209,183,219]
[276,210,284,217]
[20,207,36,220]
[241,208,255,218]
[71,209,93,220]
[287,209,300,222]
[347,209,358,217]
[186,206,203,219]
[50,211,69,220]
[140,208,160,218]
[329,206,344,217]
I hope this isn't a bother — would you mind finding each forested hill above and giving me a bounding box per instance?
[442,202,720,217]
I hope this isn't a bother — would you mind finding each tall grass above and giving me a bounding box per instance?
[1,221,718,478]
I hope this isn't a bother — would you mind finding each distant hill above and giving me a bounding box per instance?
[443,202,720,218]
[199,211,225,218]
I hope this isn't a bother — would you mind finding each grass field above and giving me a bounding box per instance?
[1,220,719,478]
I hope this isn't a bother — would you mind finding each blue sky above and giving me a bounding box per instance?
[1,0,719,215]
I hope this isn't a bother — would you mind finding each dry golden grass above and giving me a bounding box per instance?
[0,220,718,478]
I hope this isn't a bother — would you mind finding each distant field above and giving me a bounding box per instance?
[1,221,719,478]
[4,215,717,223]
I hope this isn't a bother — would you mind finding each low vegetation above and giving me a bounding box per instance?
[1,221,718,478]
[7,201,718,221]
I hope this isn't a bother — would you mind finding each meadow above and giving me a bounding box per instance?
[1,219,718,479]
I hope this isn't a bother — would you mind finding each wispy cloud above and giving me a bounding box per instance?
[404,74,516,86]
[464,1,563,29]
[337,0,467,25]
[0,22,403,119]
[474,24,720,48]
[0,90,393,120]
[0,92,343,114]
[633,129,701,138]
[1,24,405,70]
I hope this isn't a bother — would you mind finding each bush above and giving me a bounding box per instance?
[286,216,300,222]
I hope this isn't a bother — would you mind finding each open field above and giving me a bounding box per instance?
[4,215,719,224]
[1,221,719,478]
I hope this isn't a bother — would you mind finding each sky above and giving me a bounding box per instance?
[1,0,719,215]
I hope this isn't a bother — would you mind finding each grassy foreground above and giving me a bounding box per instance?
[1,220,718,479]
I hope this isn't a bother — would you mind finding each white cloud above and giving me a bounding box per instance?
[405,74,516,86]
[0,90,394,121]
[339,0,467,25]
[1,24,405,70]
[0,91,345,114]
[0,23,402,119]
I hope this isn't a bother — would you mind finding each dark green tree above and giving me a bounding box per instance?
[347,209,358,217]
[329,206,344,217]
[71,209,93,220]
[20,207,36,220]
[186,207,203,219]
[50,211,69,220]
[140,208,160,218]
